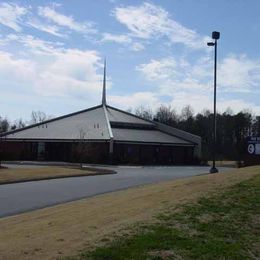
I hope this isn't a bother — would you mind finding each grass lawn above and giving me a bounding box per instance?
[79,172,260,259]
[0,166,115,184]
[0,166,259,259]
[208,160,237,167]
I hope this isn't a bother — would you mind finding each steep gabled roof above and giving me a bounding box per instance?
[3,105,111,140]
[2,104,199,146]
[105,106,200,145]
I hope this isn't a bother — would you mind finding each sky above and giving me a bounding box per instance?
[0,0,260,121]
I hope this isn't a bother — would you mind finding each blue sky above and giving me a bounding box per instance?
[0,0,260,121]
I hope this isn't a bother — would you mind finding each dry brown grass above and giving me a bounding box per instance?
[0,166,114,184]
[0,166,259,260]
[208,160,237,167]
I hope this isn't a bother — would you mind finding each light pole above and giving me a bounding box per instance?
[207,31,220,174]
[0,134,3,168]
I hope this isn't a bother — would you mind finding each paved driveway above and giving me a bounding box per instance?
[0,165,230,218]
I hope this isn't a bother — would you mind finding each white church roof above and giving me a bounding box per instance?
[4,106,110,140]
[3,105,198,145]
[112,128,192,145]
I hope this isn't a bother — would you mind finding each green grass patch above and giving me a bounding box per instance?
[71,175,260,259]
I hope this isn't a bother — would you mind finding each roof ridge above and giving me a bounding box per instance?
[103,105,113,139]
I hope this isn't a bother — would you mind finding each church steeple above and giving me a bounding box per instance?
[102,58,106,106]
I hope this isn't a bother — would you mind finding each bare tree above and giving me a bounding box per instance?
[0,117,10,133]
[0,117,9,168]
[224,107,234,116]
[154,105,178,126]
[126,107,132,113]
[180,105,194,121]
[0,117,9,133]
[31,111,53,124]
[135,106,153,120]
[73,128,88,168]
[11,119,26,130]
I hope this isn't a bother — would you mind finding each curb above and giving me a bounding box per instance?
[0,170,117,185]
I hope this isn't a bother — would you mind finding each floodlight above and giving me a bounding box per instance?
[212,31,220,40]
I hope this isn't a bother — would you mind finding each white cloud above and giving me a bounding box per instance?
[0,51,36,83]
[137,57,211,94]
[137,54,260,95]
[38,6,96,34]
[0,2,97,37]
[27,18,64,37]
[170,92,260,114]
[219,54,260,92]
[107,90,260,115]
[101,33,145,51]
[131,42,145,51]
[136,55,260,114]
[113,3,169,39]
[0,2,27,31]
[13,34,63,55]
[36,49,102,96]
[109,92,160,110]
[0,37,104,101]
[0,33,18,45]
[112,2,209,49]
[137,58,178,81]
[102,33,131,43]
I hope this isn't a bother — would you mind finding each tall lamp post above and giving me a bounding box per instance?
[207,31,220,174]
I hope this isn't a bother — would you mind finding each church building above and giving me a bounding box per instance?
[0,63,201,165]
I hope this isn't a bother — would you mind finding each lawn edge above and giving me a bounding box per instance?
[0,169,116,185]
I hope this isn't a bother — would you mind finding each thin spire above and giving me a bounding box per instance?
[102,58,106,105]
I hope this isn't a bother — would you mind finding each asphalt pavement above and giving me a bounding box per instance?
[0,165,231,218]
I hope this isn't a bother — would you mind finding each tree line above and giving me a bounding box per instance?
[1,106,259,161]
[134,105,260,161]
[0,111,53,133]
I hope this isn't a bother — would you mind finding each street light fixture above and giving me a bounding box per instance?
[207,31,220,174]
